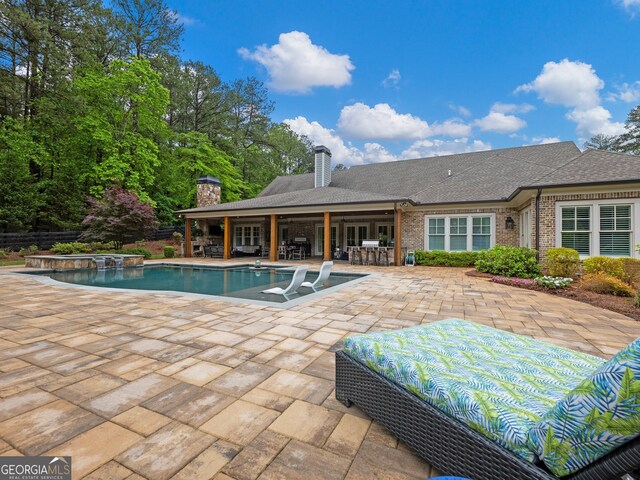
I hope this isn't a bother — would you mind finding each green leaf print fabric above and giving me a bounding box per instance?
[528,337,640,476]
[341,319,605,462]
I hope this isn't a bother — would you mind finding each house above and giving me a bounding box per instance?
[177,142,640,264]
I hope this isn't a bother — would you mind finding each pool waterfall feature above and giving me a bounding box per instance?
[25,254,143,271]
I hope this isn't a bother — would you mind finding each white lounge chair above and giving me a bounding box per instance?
[262,265,308,297]
[301,261,333,290]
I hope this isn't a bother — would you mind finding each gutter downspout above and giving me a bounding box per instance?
[535,188,542,260]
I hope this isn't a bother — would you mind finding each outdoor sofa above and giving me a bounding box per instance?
[335,319,640,480]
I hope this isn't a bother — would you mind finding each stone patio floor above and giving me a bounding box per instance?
[0,259,639,479]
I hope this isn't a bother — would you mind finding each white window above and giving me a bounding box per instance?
[375,223,395,245]
[344,223,369,247]
[600,205,632,256]
[234,224,261,247]
[425,214,495,252]
[556,200,637,258]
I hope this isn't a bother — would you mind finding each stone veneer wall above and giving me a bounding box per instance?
[535,190,640,262]
[196,183,221,207]
[402,207,521,252]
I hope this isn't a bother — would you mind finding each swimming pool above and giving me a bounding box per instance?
[27,264,368,304]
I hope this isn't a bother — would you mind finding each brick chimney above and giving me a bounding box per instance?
[196,176,221,207]
[314,145,332,188]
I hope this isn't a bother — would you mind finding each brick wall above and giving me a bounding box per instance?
[535,190,640,261]
[402,207,522,251]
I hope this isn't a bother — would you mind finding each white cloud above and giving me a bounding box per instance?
[238,31,354,94]
[566,106,625,137]
[337,102,471,140]
[284,116,365,166]
[491,102,535,114]
[516,59,603,108]
[363,143,398,163]
[449,104,472,117]
[531,136,561,145]
[338,103,431,140]
[616,0,640,14]
[607,81,640,102]
[517,59,625,137]
[430,120,472,137]
[476,112,526,133]
[401,138,491,159]
[382,69,401,88]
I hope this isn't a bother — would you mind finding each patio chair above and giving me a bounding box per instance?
[261,265,308,298]
[300,261,333,290]
[336,319,640,480]
[278,245,288,260]
[291,248,305,260]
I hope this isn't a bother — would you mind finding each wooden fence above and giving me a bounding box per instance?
[0,226,184,250]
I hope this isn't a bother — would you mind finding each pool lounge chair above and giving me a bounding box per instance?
[262,265,308,298]
[301,261,333,290]
[336,319,640,480]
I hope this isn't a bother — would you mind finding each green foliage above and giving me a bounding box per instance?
[545,247,581,279]
[583,256,626,281]
[634,289,640,308]
[89,241,117,251]
[163,246,175,258]
[52,242,92,255]
[115,247,152,259]
[535,276,573,289]
[415,250,480,267]
[580,273,634,297]
[18,245,38,257]
[475,245,541,278]
[172,231,183,244]
[0,248,7,259]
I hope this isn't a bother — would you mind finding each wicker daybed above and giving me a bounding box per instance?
[335,319,640,480]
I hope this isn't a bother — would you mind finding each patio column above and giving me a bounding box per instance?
[394,208,402,266]
[323,212,331,261]
[270,214,277,261]
[223,216,231,259]
[184,216,192,257]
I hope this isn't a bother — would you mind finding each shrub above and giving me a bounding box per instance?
[18,245,38,257]
[634,289,640,308]
[89,241,116,251]
[0,248,7,258]
[414,250,480,267]
[620,258,640,285]
[135,240,147,247]
[163,246,175,258]
[583,256,625,281]
[115,248,152,259]
[491,276,537,289]
[535,276,573,289]
[51,242,91,255]
[545,247,580,278]
[475,245,541,278]
[172,231,183,244]
[580,273,634,297]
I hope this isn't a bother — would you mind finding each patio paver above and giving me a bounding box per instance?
[1,261,639,478]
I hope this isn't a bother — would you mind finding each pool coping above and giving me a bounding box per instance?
[7,262,378,309]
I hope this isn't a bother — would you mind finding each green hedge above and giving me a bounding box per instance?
[475,245,541,278]
[115,248,152,259]
[414,250,480,267]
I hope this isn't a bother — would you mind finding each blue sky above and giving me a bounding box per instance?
[168,0,640,166]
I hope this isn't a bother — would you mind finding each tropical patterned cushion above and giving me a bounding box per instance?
[341,319,605,462]
[528,337,640,477]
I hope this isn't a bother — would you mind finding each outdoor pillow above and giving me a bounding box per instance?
[528,336,640,477]
[341,319,605,462]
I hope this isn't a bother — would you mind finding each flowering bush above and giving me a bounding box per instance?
[491,276,537,288]
[535,276,573,289]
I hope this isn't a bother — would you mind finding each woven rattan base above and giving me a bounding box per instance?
[335,350,640,480]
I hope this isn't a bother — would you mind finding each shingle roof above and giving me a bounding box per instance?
[179,142,640,214]
[527,148,640,187]
[178,186,407,214]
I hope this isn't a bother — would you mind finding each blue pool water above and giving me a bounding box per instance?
[30,264,367,303]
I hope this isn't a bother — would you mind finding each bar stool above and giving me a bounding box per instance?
[350,247,363,265]
[378,248,390,266]
[364,247,377,266]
